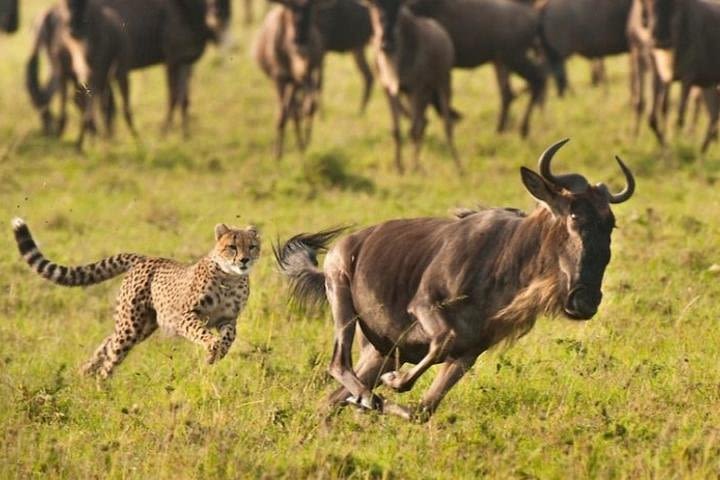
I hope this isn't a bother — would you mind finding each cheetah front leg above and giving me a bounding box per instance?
[176,312,226,365]
[213,320,237,364]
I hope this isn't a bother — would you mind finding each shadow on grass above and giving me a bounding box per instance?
[301,150,375,194]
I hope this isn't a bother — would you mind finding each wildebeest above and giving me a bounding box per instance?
[26,1,134,147]
[647,0,720,151]
[253,0,324,158]
[94,0,231,136]
[0,0,18,33]
[368,0,461,173]
[539,0,633,96]
[315,0,374,113]
[407,0,546,137]
[274,139,635,419]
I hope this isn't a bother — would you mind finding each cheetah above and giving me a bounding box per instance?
[11,218,260,379]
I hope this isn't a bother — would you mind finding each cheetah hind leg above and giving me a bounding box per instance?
[80,336,112,376]
[87,309,158,380]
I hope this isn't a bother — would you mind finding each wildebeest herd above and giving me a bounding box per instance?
[1,0,717,422]
[2,0,719,161]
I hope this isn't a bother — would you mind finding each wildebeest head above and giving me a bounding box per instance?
[647,0,675,48]
[520,139,635,320]
[368,0,402,53]
[0,0,19,33]
[206,0,232,43]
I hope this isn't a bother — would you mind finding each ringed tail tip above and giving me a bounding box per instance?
[11,217,26,231]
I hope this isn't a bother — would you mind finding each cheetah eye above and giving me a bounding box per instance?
[249,245,258,251]
[226,245,237,252]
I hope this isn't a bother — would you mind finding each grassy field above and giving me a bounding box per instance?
[2,1,720,478]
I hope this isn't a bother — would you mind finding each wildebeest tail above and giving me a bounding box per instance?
[272,227,347,307]
[26,11,54,109]
[12,218,145,287]
[537,15,567,97]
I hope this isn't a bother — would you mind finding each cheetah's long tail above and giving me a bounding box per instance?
[272,227,347,307]
[11,218,145,287]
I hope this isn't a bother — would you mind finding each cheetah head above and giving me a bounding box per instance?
[212,224,261,276]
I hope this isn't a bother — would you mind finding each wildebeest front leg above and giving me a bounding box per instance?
[275,80,295,159]
[326,272,381,410]
[177,64,193,138]
[384,88,404,173]
[701,88,719,153]
[416,353,478,420]
[352,48,373,114]
[493,62,514,133]
[163,64,180,135]
[381,301,455,393]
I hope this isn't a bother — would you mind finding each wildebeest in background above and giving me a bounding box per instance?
[26,1,134,148]
[408,0,547,137]
[253,0,324,159]
[367,0,461,173]
[92,0,231,137]
[315,0,374,113]
[0,0,18,33]
[646,0,720,152]
[275,139,635,419]
[539,0,633,96]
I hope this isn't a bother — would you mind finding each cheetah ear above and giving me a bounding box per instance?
[215,223,231,240]
[246,225,259,237]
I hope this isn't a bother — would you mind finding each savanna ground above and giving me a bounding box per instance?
[2,1,720,478]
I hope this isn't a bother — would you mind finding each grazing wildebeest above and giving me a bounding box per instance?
[26,1,134,147]
[0,0,18,33]
[253,0,324,158]
[315,0,374,113]
[368,0,461,173]
[275,139,635,420]
[96,0,231,136]
[539,0,633,96]
[407,0,546,137]
[646,0,720,151]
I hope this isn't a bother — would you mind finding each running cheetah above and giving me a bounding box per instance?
[12,219,260,378]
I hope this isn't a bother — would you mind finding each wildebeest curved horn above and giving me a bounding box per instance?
[606,156,635,204]
[538,138,590,193]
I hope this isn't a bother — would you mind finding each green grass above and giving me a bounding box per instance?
[2,2,720,478]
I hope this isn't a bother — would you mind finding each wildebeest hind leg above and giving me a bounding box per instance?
[327,331,396,406]
[326,271,381,410]
[381,302,456,393]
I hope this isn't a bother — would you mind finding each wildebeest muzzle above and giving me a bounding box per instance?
[564,285,603,320]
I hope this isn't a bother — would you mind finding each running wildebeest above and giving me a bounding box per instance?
[94,0,231,136]
[646,0,720,151]
[316,0,374,113]
[408,0,546,137]
[275,139,636,420]
[368,0,461,173]
[0,0,18,33]
[539,0,633,96]
[253,0,324,158]
[26,1,134,146]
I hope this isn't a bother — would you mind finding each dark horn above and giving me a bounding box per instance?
[607,156,635,204]
[538,138,570,183]
[538,138,589,193]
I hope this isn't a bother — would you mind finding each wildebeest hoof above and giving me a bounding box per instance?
[381,371,412,392]
[345,392,383,411]
[412,405,433,424]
